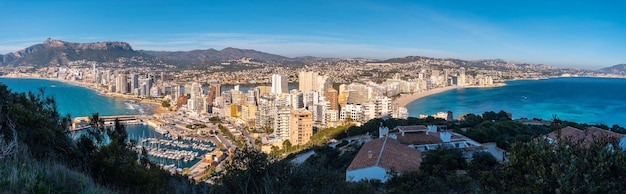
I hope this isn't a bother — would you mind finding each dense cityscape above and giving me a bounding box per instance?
[2,46,626,185]
[2,1,626,193]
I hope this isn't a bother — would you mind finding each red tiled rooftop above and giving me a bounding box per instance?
[347,137,422,173]
[396,132,442,145]
[395,125,429,131]
[546,126,625,146]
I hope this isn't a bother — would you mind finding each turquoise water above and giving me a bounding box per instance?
[70,123,206,169]
[0,77,207,168]
[407,77,626,126]
[0,78,153,117]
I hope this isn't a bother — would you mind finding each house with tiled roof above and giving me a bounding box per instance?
[544,126,626,148]
[346,125,488,182]
[389,125,485,157]
[345,136,422,182]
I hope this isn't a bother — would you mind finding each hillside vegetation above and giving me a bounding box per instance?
[1,82,626,193]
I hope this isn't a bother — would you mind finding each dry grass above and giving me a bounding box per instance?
[0,146,117,194]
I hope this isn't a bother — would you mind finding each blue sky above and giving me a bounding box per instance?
[1,0,624,69]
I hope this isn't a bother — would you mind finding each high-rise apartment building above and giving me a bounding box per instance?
[189,82,204,114]
[458,67,466,86]
[130,74,139,91]
[303,90,319,109]
[289,90,304,109]
[271,74,288,95]
[289,109,313,145]
[116,74,128,94]
[274,105,291,141]
[317,75,331,94]
[256,95,275,128]
[325,88,339,111]
[298,71,318,92]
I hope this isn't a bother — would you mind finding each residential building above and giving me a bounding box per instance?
[288,90,304,109]
[289,109,313,145]
[346,136,422,182]
[387,125,484,157]
[257,95,275,128]
[299,71,318,92]
[116,74,128,93]
[271,74,288,95]
[544,126,626,148]
[274,105,291,141]
[325,87,339,111]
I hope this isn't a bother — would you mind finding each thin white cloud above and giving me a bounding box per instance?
[124,33,467,60]
[0,33,481,60]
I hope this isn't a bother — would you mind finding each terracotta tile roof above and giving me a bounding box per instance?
[545,126,625,146]
[395,125,429,131]
[396,131,442,145]
[347,137,422,173]
[587,127,625,139]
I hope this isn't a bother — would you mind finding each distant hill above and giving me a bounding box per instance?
[600,64,626,73]
[380,56,555,71]
[141,47,289,63]
[381,56,435,63]
[0,39,291,67]
[0,38,145,67]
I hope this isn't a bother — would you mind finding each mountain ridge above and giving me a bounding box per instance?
[0,38,140,67]
[141,46,288,63]
[600,64,626,73]
[0,39,291,67]
[3,38,618,71]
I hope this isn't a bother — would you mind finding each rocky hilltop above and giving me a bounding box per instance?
[0,38,290,68]
[0,38,144,67]
[42,38,133,50]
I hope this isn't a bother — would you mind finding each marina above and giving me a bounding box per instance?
[135,145,199,162]
[141,137,215,151]
[71,121,217,170]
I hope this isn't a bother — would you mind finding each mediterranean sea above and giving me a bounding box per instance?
[0,77,203,168]
[0,78,153,117]
[407,77,626,127]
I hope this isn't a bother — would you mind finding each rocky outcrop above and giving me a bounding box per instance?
[0,38,140,67]
[43,38,133,51]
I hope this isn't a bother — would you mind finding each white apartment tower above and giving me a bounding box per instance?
[459,67,466,87]
[271,74,288,95]
[274,105,291,141]
[189,82,204,114]
[116,74,128,94]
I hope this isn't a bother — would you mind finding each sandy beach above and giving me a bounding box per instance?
[394,83,508,107]
[394,86,459,107]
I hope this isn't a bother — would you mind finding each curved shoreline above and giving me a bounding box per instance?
[0,75,168,115]
[394,83,506,108]
[394,86,459,107]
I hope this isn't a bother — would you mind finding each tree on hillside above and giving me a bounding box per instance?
[0,85,73,160]
[283,139,292,153]
[214,147,350,193]
[481,138,626,193]
[420,148,467,176]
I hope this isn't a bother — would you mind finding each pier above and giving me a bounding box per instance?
[69,114,146,131]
